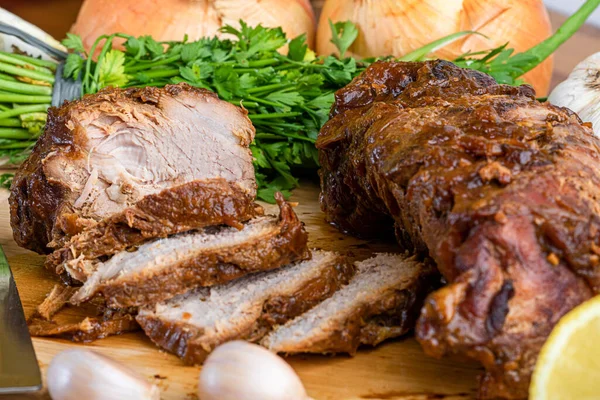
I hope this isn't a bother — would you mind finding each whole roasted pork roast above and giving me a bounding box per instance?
[10,84,259,255]
[317,60,600,399]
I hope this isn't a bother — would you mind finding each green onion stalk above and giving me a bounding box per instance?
[0,51,56,167]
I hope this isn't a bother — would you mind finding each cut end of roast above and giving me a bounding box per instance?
[10,84,256,254]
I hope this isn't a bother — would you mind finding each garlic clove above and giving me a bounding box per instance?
[548,52,600,136]
[198,341,310,400]
[47,348,160,400]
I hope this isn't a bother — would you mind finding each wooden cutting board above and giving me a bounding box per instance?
[4,3,598,399]
[0,179,482,400]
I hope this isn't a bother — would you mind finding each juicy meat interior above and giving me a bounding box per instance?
[317,60,600,399]
[10,84,256,254]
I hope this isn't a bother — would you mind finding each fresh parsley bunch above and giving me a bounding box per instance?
[62,22,366,202]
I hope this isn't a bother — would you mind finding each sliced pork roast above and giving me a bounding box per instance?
[261,253,437,354]
[70,194,310,306]
[10,84,258,255]
[137,250,354,364]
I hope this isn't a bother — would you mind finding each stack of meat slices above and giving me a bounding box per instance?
[10,83,436,362]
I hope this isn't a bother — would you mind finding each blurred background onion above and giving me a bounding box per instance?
[316,0,553,95]
[71,0,316,51]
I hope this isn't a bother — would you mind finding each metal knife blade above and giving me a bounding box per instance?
[0,245,42,394]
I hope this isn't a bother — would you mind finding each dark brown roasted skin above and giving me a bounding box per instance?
[10,84,256,255]
[136,256,356,365]
[92,193,309,308]
[317,60,600,399]
[45,179,261,276]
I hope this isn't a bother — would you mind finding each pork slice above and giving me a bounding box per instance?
[10,83,256,254]
[70,194,309,307]
[46,178,261,278]
[261,253,437,354]
[136,250,355,364]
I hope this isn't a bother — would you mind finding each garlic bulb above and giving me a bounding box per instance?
[548,52,600,136]
[198,341,310,400]
[47,349,160,400]
[71,0,316,52]
[316,0,553,96]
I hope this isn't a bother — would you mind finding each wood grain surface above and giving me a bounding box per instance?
[0,181,482,400]
[0,1,598,399]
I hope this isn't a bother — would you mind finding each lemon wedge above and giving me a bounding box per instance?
[530,295,600,399]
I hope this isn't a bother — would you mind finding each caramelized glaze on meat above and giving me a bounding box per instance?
[317,60,600,399]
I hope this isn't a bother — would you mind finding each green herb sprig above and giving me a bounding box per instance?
[2,0,597,200]
[62,22,366,202]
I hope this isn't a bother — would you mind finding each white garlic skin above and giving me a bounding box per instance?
[47,349,160,400]
[548,52,600,136]
[198,341,310,400]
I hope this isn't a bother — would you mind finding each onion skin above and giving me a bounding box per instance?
[316,0,553,96]
[72,0,316,52]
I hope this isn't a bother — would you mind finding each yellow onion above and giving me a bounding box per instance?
[71,0,316,51]
[316,0,553,96]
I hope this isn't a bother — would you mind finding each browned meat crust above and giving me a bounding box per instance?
[45,178,262,277]
[34,284,78,320]
[75,193,309,308]
[28,290,139,342]
[28,314,139,342]
[10,83,256,255]
[136,256,355,365]
[317,60,599,398]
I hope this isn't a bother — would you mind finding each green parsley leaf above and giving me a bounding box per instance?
[62,33,86,54]
[288,34,308,61]
[124,37,146,59]
[143,36,165,58]
[328,20,358,58]
[63,53,84,80]
[98,50,128,88]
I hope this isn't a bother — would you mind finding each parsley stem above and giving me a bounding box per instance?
[229,99,259,108]
[0,80,52,95]
[255,131,315,143]
[142,69,180,79]
[246,95,282,108]
[0,118,21,127]
[0,62,54,83]
[0,128,31,139]
[125,55,181,72]
[248,112,302,120]
[246,83,294,94]
[243,58,280,68]
[0,104,49,120]
[127,81,170,87]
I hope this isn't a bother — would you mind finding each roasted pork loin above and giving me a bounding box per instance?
[262,253,436,355]
[10,84,258,255]
[70,193,309,306]
[137,250,355,364]
[317,60,600,399]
